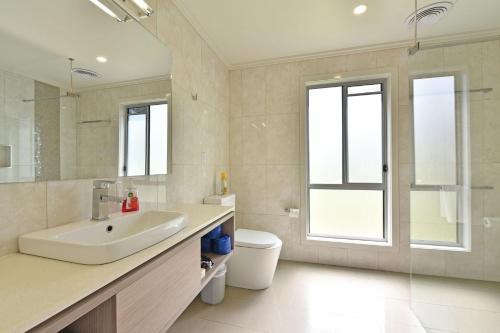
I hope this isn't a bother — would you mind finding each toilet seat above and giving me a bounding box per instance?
[235,229,282,249]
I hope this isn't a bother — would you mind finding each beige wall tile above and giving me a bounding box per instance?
[299,55,347,76]
[229,117,243,165]
[348,249,379,270]
[482,40,500,100]
[484,223,500,281]
[266,113,299,165]
[265,62,299,115]
[230,165,266,214]
[265,165,299,215]
[242,116,267,165]
[398,105,411,164]
[376,48,407,68]
[483,100,500,163]
[0,182,47,255]
[346,52,377,71]
[229,70,243,118]
[444,43,484,90]
[47,179,92,228]
[408,48,444,73]
[240,213,292,248]
[242,67,266,116]
[318,246,349,266]
[293,244,319,263]
[411,252,446,276]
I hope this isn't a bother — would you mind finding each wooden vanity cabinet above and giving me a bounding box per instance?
[29,213,234,333]
[115,239,200,333]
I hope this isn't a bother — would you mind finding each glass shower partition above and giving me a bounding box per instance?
[409,38,500,332]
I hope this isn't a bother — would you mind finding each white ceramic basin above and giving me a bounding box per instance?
[19,210,187,264]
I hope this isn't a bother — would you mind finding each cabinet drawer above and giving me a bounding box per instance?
[116,240,200,333]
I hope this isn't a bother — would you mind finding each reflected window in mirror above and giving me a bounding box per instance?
[124,102,169,176]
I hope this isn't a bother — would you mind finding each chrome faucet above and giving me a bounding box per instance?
[92,180,122,221]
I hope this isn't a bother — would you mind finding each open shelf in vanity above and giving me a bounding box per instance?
[200,213,235,288]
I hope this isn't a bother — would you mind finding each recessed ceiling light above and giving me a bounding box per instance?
[96,56,107,63]
[353,4,367,15]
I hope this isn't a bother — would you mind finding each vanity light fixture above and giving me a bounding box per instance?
[96,56,107,63]
[353,4,368,15]
[88,0,129,22]
[131,0,154,16]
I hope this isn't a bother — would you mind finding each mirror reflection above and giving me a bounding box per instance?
[0,0,172,183]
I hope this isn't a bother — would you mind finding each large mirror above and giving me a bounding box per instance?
[0,0,172,183]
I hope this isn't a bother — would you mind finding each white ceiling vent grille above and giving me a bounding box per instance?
[72,68,101,79]
[405,1,456,28]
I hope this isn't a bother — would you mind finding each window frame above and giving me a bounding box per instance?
[305,78,389,243]
[123,101,168,177]
[409,72,463,248]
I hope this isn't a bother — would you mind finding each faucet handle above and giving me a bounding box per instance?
[93,180,116,189]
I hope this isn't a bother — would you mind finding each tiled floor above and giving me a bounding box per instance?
[168,261,427,333]
[411,274,500,333]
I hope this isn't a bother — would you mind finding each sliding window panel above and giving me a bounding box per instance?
[126,113,147,176]
[347,94,383,183]
[149,104,168,175]
[413,76,457,185]
[308,87,343,184]
[309,189,384,239]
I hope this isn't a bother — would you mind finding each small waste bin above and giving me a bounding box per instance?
[201,264,226,305]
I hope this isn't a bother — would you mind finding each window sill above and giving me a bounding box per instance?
[411,243,469,252]
[306,235,391,248]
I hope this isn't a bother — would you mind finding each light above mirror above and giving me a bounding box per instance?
[131,0,154,16]
[88,0,129,22]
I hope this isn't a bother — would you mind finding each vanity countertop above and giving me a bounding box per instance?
[0,204,234,333]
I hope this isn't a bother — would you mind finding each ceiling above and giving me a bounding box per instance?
[0,0,171,90]
[175,0,500,67]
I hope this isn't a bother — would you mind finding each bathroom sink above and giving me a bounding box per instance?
[19,210,187,264]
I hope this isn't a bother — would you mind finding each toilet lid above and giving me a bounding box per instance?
[235,229,282,249]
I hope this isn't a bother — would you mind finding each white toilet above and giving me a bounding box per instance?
[203,194,282,290]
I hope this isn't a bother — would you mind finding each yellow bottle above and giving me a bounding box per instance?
[221,171,228,195]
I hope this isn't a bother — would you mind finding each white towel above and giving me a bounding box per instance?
[439,190,457,224]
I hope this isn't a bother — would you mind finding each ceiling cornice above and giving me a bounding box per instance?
[171,1,500,71]
[229,28,500,70]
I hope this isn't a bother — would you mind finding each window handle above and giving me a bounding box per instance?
[383,165,388,173]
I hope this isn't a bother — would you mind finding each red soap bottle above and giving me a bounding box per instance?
[122,186,139,212]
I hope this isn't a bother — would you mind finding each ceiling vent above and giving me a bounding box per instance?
[72,68,101,79]
[405,1,455,28]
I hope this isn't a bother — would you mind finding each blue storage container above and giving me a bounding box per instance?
[201,237,212,253]
[205,225,222,239]
[213,234,232,255]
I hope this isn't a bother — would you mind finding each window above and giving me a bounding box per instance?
[124,102,168,176]
[410,74,462,246]
[306,80,388,242]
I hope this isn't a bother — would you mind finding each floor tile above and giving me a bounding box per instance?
[167,261,500,333]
